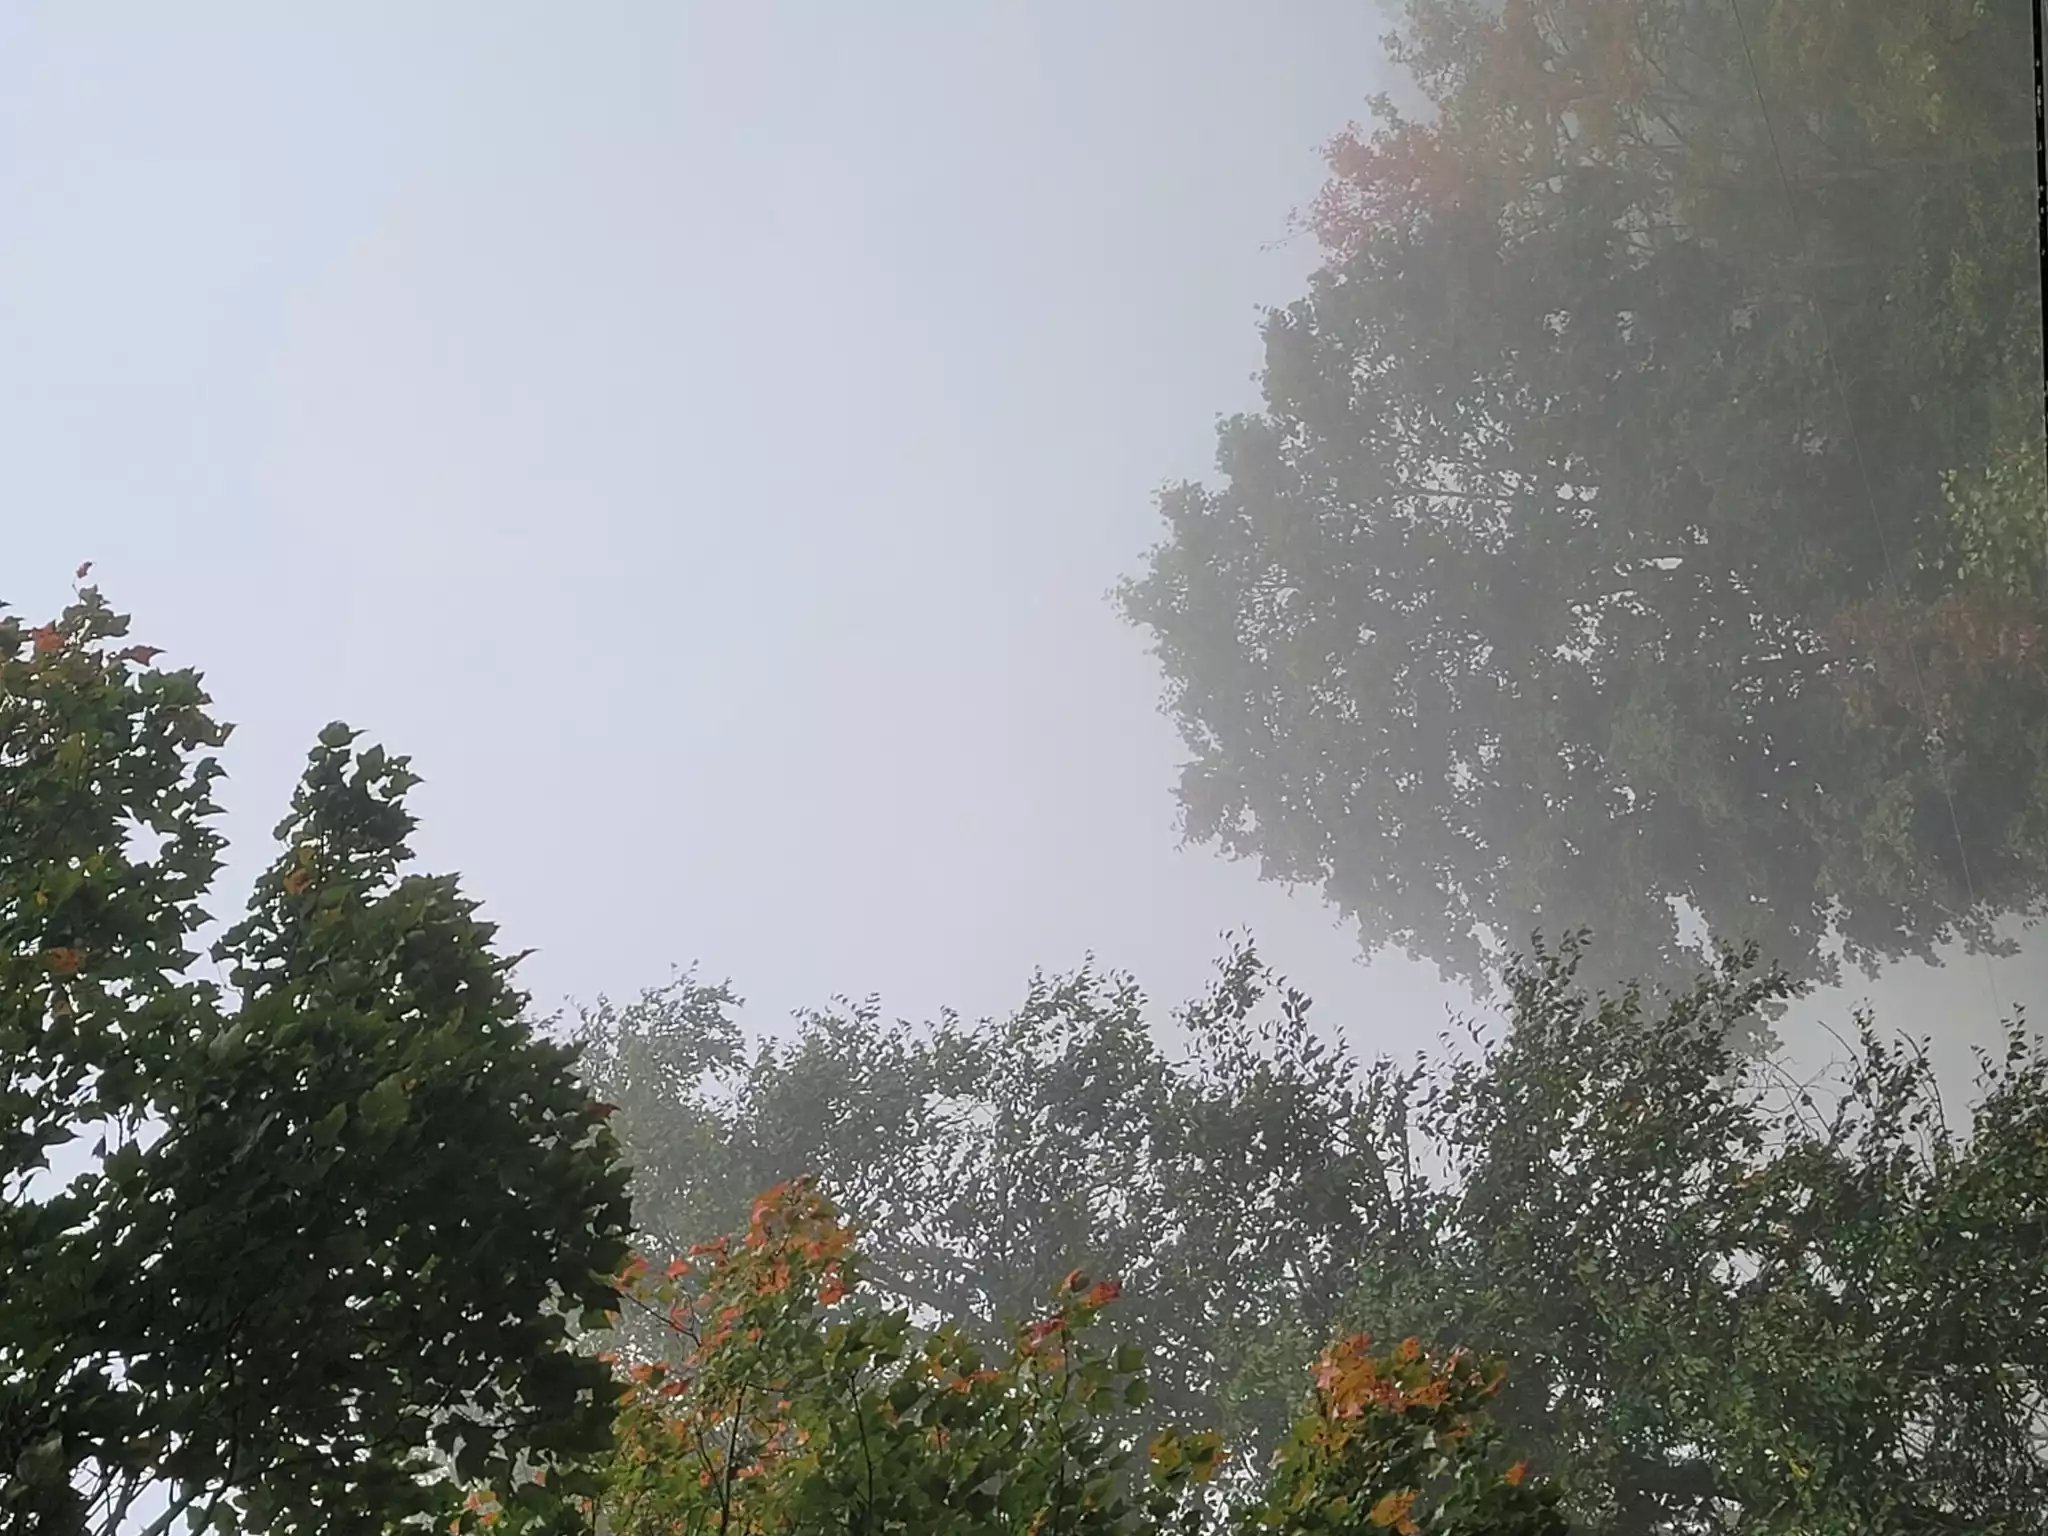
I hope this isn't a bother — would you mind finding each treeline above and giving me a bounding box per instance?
[581,933,2048,1534]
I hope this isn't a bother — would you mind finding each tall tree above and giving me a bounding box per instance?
[587,936,2048,1533]
[1118,0,2048,998]
[1,587,632,1536]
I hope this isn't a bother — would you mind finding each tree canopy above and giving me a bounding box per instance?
[1,588,632,1535]
[590,1179,1565,1536]
[584,935,2048,1533]
[1117,0,2048,998]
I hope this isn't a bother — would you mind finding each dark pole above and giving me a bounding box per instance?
[2034,0,2048,469]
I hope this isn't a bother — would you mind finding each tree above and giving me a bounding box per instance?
[577,952,1420,1484]
[1361,935,2048,1534]
[1117,0,2048,999]
[586,935,2048,1533]
[1,586,633,1535]
[590,1180,1564,1536]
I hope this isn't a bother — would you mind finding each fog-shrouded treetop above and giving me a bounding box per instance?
[1119,0,2048,1002]
[584,929,2048,1533]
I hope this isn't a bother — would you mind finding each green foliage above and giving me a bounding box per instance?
[1118,0,2048,999]
[578,950,1418,1485]
[1255,1337,1563,1536]
[592,1182,1560,1536]
[1382,934,2048,1534]
[587,935,2048,1531]
[1,588,632,1535]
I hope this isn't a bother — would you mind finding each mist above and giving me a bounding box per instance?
[8,3,2047,1533]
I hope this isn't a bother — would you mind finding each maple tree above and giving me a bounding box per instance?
[1119,0,2048,1000]
[0,586,632,1535]
[581,1180,1562,1536]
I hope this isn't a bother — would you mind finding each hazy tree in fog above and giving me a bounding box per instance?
[588,933,2048,1532]
[1118,0,2048,1001]
[1,589,630,1536]
[577,946,1412,1477]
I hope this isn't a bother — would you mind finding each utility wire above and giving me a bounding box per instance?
[2035,0,2048,476]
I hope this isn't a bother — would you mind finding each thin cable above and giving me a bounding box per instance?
[2035,0,2048,472]
[1723,0,2002,1014]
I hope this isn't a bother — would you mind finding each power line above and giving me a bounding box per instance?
[2035,0,2048,479]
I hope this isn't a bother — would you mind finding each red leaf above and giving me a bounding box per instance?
[74,561,92,580]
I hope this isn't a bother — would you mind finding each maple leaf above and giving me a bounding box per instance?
[45,947,82,977]
[75,561,92,579]
[120,645,164,666]
[32,625,61,656]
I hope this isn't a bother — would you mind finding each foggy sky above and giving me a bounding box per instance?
[3,2,2030,1095]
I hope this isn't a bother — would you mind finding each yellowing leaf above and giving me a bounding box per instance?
[1370,1489,1419,1533]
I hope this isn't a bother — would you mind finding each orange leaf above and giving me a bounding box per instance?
[1505,1459,1528,1487]
[1061,1268,1089,1294]
[1369,1489,1418,1532]
[45,947,81,977]
[1083,1279,1122,1307]
[31,625,61,656]
[120,645,164,666]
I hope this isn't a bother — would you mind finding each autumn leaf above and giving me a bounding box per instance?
[45,947,82,977]
[120,645,164,666]
[1504,1459,1528,1486]
[282,867,313,896]
[74,560,92,579]
[1083,1279,1122,1307]
[32,625,61,656]
[1369,1488,1419,1533]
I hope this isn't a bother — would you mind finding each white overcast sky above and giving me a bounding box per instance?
[2,2,2031,1093]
